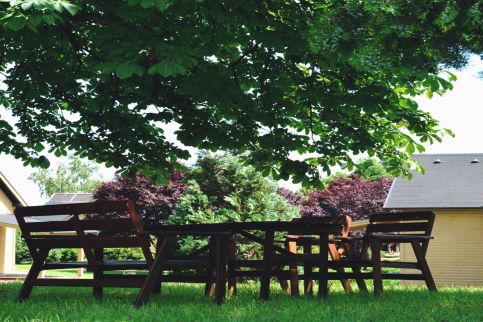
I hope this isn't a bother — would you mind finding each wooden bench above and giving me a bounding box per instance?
[332,211,437,294]
[14,200,155,301]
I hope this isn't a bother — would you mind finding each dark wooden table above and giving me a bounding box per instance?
[134,221,341,306]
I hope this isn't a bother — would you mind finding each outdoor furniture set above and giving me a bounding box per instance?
[14,200,437,307]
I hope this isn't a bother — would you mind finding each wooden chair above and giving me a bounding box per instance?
[283,215,367,295]
[333,211,437,294]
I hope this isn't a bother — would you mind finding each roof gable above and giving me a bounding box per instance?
[0,171,27,207]
[384,153,483,209]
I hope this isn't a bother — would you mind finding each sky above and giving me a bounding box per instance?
[1,55,482,206]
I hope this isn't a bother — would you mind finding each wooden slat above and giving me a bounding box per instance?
[87,236,145,248]
[24,218,135,233]
[147,221,341,234]
[369,211,434,222]
[33,278,145,288]
[15,200,132,217]
[367,222,430,233]
[30,237,82,248]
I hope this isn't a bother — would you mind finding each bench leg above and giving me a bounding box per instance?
[411,240,437,292]
[371,239,383,295]
[17,248,49,301]
[260,230,274,300]
[227,239,237,296]
[93,248,104,299]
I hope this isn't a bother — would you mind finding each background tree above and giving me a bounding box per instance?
[29,155,101,197]
[168,154,299,225]
[1,1,481,186]
[300,174,392,222]
[93,170,187,224]
[167,154,299,257]
[354,158,393,180]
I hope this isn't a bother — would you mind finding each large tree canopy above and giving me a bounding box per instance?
[0,0,481,185]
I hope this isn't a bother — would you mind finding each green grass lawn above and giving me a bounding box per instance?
[0,281,481,322]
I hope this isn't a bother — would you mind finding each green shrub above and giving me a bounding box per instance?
[167,154,299,258]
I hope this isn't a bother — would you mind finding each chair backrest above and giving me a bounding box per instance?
[366,211,435,253]
[15,200,150,265]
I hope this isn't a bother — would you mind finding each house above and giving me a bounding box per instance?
[384,153,483,286]
[0,171,27,274]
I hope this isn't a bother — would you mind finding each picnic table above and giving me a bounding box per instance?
[135,221,342,306]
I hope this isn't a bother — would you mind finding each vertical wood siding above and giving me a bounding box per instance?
[401,210,483,286]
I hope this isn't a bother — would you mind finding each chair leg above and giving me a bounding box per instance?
[329,243,352,292]
[93,248,104,299]
[17,248,49,301]
[343,242,368,292]
[371,239,383,295]
[411,240,437,292]
[303,243,313,295]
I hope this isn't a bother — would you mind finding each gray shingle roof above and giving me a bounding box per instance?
[384,154,483,209]
[45,193,94,205]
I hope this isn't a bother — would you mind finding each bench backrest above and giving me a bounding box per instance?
[366,211,435,253]
[15,200,151,265]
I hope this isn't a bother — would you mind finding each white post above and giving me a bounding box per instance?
[0,226,16,274]
[77,248,85,277]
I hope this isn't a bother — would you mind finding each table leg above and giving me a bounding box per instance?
[134,236,175,307]
[93,248,104,299]
[215,235,227,305]
[371,238,383,295]
[318,233,329,297]
[303,242,313,296]
[260,230,275,300]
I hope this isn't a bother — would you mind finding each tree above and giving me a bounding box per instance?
[93,170,187,224]
[29,155,101,197]
[168,154,299,224]
[300,174,392,222]
[166,154,299,257]
[1,1,481,185]
[354,158,393,180]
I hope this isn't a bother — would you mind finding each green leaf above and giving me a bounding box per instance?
[148,59,187,77]
[61,2,80,15]
[33,142,44,152]
[20,0,35,10]
[38,156,50,169]
[115,63,144,79]
[2,14,28,31]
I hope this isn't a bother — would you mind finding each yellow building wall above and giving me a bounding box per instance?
[401,210,483,286]
[0,188,16,274]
